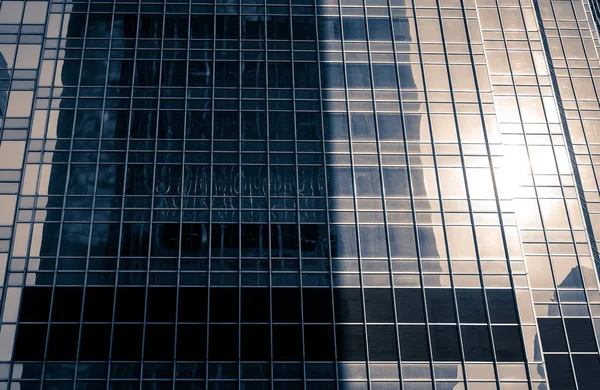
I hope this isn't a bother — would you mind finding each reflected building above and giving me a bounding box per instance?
[2,0,600,389]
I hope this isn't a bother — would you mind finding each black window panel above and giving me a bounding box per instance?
[79,324,111,360]
[292,16,316,40]
[51,287,83,322]
[368,325,398,361]
[565,318,598,352]
[20,287,52,322]
[125,166,154,196]
[47,324,79,360]
[573,354,600,389]
[336,325,367,361]
[364,288,394,323]
[112,324,143,360]
[461,325,493,361]
[368,18,392,41]
[210,224,239,257]
[269,112,294,139]
[242,62,266,89]
[214,111,238,140]
[271,224,299,255]
[241,325,271,361]
[397,325,429,361]
[162,61,187,87]
[296,112,322,141]
[343,18,367,41]
[158,110,185,139]
[545,354,575,390]
[135,60,160,86]
[273,325,303,361]
[303,288,333,323]
[108,59,134,86]
[334,288,363,323]
[177,324,207,361]
[115,13,138,38]
[115,287,146,322]
[429,325,460,361]
[300,224,329,257]
[14,324,47,361]
[87,14,112,37]
[272,288,301,322]
[151,223,181,256]
[210,288,239,322]
[181,223,210,256]
[191,15,213,39]
[492,326,525,362]
[144,324,175,361]
[186,111,211,140]
[130,110,158,139]
[241,111,267,141]
[456,289,486,324]
[178,287,208,322]
[426,289,456,323]
[486,289,518,324]
[165,15,189,39]
[538,318,568,352]
[242,16,265,40]
[294,62,319,88]
[267,16,290,40]
[268,62,293,88]
[146,287,176,322]
[216,15,239,39]
[395,288,425,323]
[304,325,335,361]
[208,324,238,360]
[139,14,163,38]
[241,288,270,322]
[214,62,239,87]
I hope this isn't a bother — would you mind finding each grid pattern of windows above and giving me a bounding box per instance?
[1,0,600,388]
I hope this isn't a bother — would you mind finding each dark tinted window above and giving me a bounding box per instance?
[461,325,493,361]
[565,318,598,352]
[456,289,487,323]
[430,325,461,361]
[545,354,575,390]
[538,318,568,352]
[493,326,524,362]
[398,325,429,361]
[336,325,366,361]
[396,289,426,323]
[486,289,518,323]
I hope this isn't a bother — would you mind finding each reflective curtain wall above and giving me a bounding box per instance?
[1,0,600,389]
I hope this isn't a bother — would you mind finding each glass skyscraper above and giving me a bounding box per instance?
[2,0,600,388]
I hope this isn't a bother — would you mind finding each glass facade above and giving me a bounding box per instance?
[2,0,600,388]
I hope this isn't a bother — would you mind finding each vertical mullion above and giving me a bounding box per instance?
[138,1,168,387]
[287,2,309,389]
[313,0,342,387]
[72,2,118,389]
[336,5,373,388]
[105,0,143,386]
[38,5,91,389]
[204,0,219,386]
[172,1,194,387]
